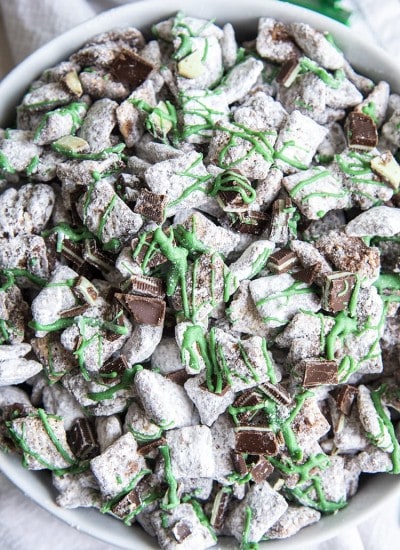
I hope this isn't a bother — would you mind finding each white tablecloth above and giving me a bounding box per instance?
[0,1,400,549]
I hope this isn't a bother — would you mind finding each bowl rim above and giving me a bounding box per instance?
[1,0,400,548]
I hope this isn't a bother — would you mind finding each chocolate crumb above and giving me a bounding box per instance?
[231,450,248,475]
[332,384,358,415]
[249,455,274,483]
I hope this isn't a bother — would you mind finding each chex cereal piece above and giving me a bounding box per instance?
[95,415,122,453]
[0,356,42,386]
[135,369,197,429]
[207,122,273,180]
[117,80,157,147]
[31,265,78,336]
[8,413,75,470]
[264,505,321,540]
[0,131,42,176]
[78,98,118,153]
[290,240,332,281]
[225,481,288,544]
[289,23,344,70]
[256,168,283,210]
[328,396,369,453]
[234,92,287,133]
[145,151,211,216]
[221,23,237,69]
[343,59,374,95]
[249,273,320,328]
[54,470,102,510]
[42,383,84,430]
[381,110,400,148]
[181,89,229,144]
[150,338,182,375]
[325,78,362,110]
[316,231,380,282]
[347,205,400,238]
[122,321,164,364]
[80,68,129,100]
[358,447,393,473]
[176,36,223,91]
[90,432,146,497]
[0,285,28,344]
[184,374,235,426]
[21,82,74,111]
[165,425,214,478]
[357,385,393,452]
[317,122,346,162]
[221,57,264,105]
[76,178,143,245]
[178,211,240,257]
[151,503,217,550]
[0,235,51,285]
[33,101,88,146]
[283,166,349,220]
[229,240,275,282]
[291,396,330,447]
[256,18,300,63]
[355,81,390,128]
[227,281,273,338]
[0,183,55,238]
[274,111,328,174]
[124,401,164,443]
[267,196,296,245]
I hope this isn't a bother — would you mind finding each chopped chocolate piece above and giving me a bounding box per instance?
[72,275,99,305]
[133,189,168,224]
[100,354,128,377]
[112,488,141,519]
[67,418,98,460]
[232,389,263,424]
[166,369,192,386]
[227,211,270,235]
[276,57,301,87]
[172,520,192,543]
[346,111,378,151]
[83,239,114,273]
[231,450,248,475]
[249,455,274,483]
[292,263,321,285]
[267,248,298,273]
[138,437,167,456]
[322,272,356,313]
[371,151,400,190]
[110,49,153,89]
[217,190,248,212]
[115,293,166,326]
[104,301,127,341]
[302,359,338,388]
[59,303,89,318]
[122,274,165,298]
[235,428,279,455]
[333,384,358,416]
[210,488,232,530]
[258,382,293,406]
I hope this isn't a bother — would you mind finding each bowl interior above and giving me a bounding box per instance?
[0,0,400,548]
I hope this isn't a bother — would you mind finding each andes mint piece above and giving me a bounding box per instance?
[83,239,114,273]
[235,428,279,455]
[231,450,248,476]
[218,190,248,212]
[100,354,128,378]
[232,389,263,424]
[111,488,142,519]
[258,381,292,406]
[333,384,358,415]
[292,263,321,285]
[72,275,99,305]
[59,303,89,318]
[172,520,193,543]
[210,487,232,530]
[134,189,168,224]
[267,248,298,274]
[122,274,165,298]
[115,293,166,326]
[276,57,301,87]
[166,369,192,386]
[249,455,274,483]
[227,211,270,235]
[371,151,400,190]
[110,49,153,89]
[138,436,167,456]
[67,418,98,459]
[322,272,356,313]
[131,234,169,270]
[59,240,87,272]
[104,301,127,341]
[346,111,378,150]
[302,359,338,387]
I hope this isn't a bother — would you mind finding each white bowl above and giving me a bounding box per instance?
[1,1,400,548]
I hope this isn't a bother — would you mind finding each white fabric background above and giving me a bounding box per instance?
[0,0,400,548]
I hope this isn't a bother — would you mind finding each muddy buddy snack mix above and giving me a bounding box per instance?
[1,11,400,550]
